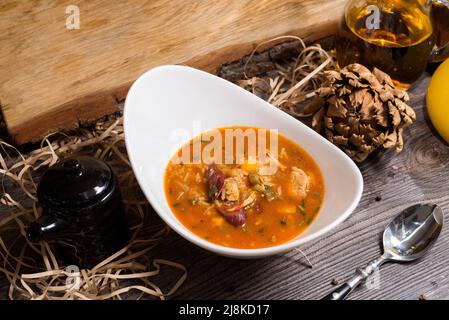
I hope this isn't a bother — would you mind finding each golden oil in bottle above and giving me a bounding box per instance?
[430,1,449,62]
[336,1,434,89]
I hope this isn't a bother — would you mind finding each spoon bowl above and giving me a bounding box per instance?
[323,203,444,300]
[383,204,444,262]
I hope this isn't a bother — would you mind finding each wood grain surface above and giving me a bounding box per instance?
[145,74,449,300]
[0,0,346,145]
[1,71,448,300]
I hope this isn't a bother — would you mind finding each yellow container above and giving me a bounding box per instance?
[427,59,449,143]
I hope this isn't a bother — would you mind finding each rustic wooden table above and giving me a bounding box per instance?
[0,71,448,300]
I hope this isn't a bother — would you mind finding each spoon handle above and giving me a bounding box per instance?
[322,255,387,300]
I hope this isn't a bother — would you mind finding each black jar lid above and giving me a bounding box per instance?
[37,156,113,209]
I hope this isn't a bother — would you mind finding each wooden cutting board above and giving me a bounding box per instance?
[0,0,346,145]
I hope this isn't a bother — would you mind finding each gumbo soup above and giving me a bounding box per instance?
[164,127,324,249]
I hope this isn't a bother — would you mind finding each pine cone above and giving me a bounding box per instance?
[305,63,416,162]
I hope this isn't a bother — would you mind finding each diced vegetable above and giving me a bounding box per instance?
[249,172,277,202]
[241,161,257,172]
[211,216,225,227]
[280,205,296,214]
[249,172,262,185]
[206,163,224,200]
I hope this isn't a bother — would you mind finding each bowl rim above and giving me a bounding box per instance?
[124,65,363,258]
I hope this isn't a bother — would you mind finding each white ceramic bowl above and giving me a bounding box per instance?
[124,65,363,258]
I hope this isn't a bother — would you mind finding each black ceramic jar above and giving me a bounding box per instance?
[27,156,129,269]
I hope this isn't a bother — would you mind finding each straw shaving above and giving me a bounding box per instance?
[0,35,328,299]
[0,117,186,300]
[219,35,336,121]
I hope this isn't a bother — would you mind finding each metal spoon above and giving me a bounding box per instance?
[322,203,444,300]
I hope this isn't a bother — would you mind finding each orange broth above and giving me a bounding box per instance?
[164,127,324,249]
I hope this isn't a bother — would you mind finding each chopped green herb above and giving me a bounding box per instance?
[311,206,321,216]
[306,215,315,225]
[280,217,287,225]
[258,227,265,234]
[173,203,180,207]
[208,185,218,198]
[251,178,277,202]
